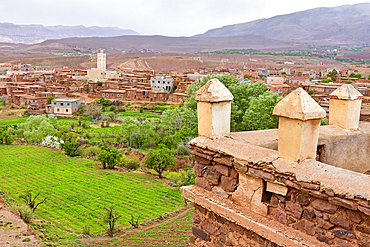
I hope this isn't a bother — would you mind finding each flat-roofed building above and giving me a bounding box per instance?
[51,98,81,116]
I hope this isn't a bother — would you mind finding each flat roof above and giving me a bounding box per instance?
[53,98,80,102]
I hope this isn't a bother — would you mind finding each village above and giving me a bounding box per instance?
[1,50,370,121]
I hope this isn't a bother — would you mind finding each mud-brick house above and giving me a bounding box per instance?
[49,98,81,116]
[100,89,126,100]
[182,80,370,246]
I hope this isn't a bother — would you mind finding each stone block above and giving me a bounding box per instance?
[193,162,206,177]
[297,193,310,206]
[213,157,233,167]
[270,195,279,207]
[359,206,370,216]
[302,208,315,221]
[220,176,238,192]
[293,219,316,236]
[192,226,210,241]
[231,173,268,216]
[214,164,229,176]
[201,221,219,236]
[286,201,303,219]
[266,182,288,196]
[329,216,352,230]
[317,218,335,230]
[195,177,212,191]
[233,162,248,173]
[229,167,239,178]
[248,167,275,181]
[204,167,221,185]
[328,197,357,211]
[275,210,287,225]
[317,234,332,245]
[346,210,362,224]
[299,182,320,191]
[332,228,356,240]
[195,155,212,165]
[334,239,353,247]
[356,225,370,234]
[312,199,338,214]
[212,186,229,199]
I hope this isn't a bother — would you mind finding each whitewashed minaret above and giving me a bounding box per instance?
[97,50,106,71]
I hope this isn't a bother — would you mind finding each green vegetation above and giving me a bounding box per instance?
[145,144,176,178]
[0,145,184,238]
[116,208,193,246]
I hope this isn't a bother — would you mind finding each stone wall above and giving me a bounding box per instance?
[192,204,278,247]
[184,137,370,247]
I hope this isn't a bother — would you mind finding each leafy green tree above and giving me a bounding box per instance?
[61,140,81,157]
[97,145,122,169]
[145,144,176,178]
[349,73,362,79]
[160,107,197,135]
[0,127,14,145]
[327,69,337,81]
[172,126,195,146]
[84,85,91,93]
[241,92,282,130]
[47,96,55,104]
[18,115,59,144]
[97,81,103,86]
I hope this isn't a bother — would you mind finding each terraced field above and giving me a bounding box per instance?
[0,145,185,237]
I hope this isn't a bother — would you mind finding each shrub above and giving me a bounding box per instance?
[102,206,120,237]
[17,204,33,223]
[175,146,188,156]
[41,136,64,149]
[142,142,158,149]
[128,215,140,228]
[20,103,27,109]
[82,225,90,235]
[110,106,116,112]
[164,165,196,187]
[118,108,126,112]
[120,156,140,170]
[7,111,15,116]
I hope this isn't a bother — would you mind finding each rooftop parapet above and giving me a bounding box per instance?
[329,84,363,130]
[194,79,233,139]
[273,88,326,162]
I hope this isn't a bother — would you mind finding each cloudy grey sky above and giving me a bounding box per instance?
[0,0,368,36]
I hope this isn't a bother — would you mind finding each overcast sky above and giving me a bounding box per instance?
[0,0,368,36]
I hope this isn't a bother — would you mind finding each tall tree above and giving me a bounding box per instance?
[145,144,176,178]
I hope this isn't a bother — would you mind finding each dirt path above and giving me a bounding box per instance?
[0,199,41,247]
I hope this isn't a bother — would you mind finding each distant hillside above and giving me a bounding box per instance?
[34,34,300,53]
[0,23,139,44]
[198,3,370,45]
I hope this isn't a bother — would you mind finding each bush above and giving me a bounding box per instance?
[118,108,126,112]
[175,146,189,156]
[142,142,158,149]
[17,205,33,223]
[41,136,64,149]
[82,225,91,235]
[119,156,138,170]
[110,106,116,112]
[7,111,15,116]
[164,165,196,187]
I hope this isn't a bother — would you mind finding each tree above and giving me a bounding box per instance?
[97,81,103,86]
[160,107,197,135]
[47,96,55,104]
[349,73,362,79]
[327,69,337,81]
[18,115,59,144]
[145,144,176,178]
[61,140,81,157]
[241,92,282,131]
[0,127,14,145]
[102,206,120,237]
[97,145,122,169]
[84,101,103,122]
[84,85,91,93]
[19,191,48,212]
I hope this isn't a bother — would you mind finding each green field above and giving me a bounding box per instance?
[0,145,185,237]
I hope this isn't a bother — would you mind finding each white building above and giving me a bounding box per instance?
[150,75,173,92]
[97,50,106,71]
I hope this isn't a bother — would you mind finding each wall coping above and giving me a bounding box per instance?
[189,123,370,200]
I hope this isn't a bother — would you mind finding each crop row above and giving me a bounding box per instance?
[0,145,184,233]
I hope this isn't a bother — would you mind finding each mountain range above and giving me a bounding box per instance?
[0,23,139,44]
[198,3,370,45]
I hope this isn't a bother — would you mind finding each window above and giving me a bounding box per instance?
[102,93,105,97]
[117,94,120,97]
[107,94,109,97]
[57,108,60,112]
[67,103,70,106]
[61,103,64,106]
[66,109,68,112]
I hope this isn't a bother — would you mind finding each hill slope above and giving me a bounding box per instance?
[199,3,370,45]
[0,22,139,44]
